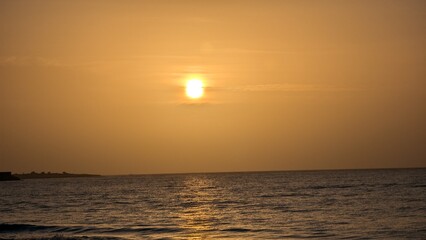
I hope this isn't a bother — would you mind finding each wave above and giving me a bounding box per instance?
[221,227,251,233]
[0,236,123,240]
[0,223,282,239]
[0,223,54,232]
[0,223,182,236]
[308,184,356,190]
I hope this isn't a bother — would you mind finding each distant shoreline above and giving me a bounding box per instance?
[13,172,101,180]
[0,172,20,181]
[4,167,424,180]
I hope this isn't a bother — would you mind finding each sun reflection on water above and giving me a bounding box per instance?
[175,176,221,238]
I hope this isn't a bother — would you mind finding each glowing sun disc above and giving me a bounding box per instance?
[186,79,204,99]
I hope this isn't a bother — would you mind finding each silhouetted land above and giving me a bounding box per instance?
[0,172,20,181]
[14,172,100,179]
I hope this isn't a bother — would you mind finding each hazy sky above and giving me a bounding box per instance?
[1,0,425,174]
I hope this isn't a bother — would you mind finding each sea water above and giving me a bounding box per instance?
[1,169,425,239]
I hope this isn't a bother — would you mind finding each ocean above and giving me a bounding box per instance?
[1,169,425,239]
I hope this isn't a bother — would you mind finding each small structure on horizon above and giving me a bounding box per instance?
[0,172,20,181]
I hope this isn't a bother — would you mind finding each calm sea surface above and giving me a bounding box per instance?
[1,169,425,239]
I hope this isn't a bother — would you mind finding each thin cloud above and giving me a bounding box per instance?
[226,83,361,92]
[0,54,200,68]
[0,56,62,67]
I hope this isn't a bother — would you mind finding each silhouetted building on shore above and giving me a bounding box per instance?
[0,172,20,181]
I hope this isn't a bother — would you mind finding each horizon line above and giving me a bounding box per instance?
[101,166,426,177]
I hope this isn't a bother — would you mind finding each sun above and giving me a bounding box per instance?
[186,79,204,99]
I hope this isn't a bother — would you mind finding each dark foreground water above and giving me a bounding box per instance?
[1,169,425,239]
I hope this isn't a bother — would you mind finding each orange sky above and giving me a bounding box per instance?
[1,0,425,174]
